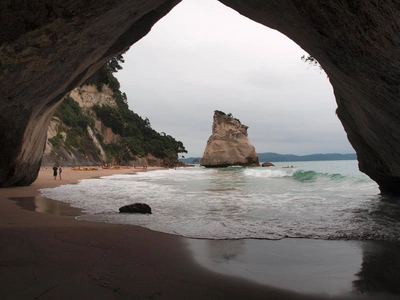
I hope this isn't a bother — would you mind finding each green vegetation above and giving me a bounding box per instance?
[214,110,240,123]
[92,99,187,163]
[301,54,324,72]
[214,110,226,115]
[84,53,125,93]
[52,95,95,155]
[50,53,187,165]
[48,131,63,149]
[54,95,94,130]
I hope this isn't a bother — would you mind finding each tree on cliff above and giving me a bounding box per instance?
[301,54,324,73]
[50,53,187,166]
[107,53,125,73]
[84,53,125,92]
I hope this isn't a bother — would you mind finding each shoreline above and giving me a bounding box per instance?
[1,167,399,299]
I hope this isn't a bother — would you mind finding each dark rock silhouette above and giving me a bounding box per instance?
[119,203,152,214]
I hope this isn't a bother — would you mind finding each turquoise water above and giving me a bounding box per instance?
[40,160,400,241]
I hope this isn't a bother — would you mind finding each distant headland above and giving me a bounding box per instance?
[180,152,357,164]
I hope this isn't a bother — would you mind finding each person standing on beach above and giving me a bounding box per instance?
[53,166,58,180]
[59,166,62,180]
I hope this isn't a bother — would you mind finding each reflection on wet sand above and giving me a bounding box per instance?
[9,196,83,217]
[204,239,246,262]
[353,241,400,296]
[186,238,400,299]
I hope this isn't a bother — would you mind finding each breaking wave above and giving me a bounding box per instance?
[39,161,398,241]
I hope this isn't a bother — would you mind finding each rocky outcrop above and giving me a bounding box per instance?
[119,203,152,214]
[42,85,170,168]
[70,85,117,109]
[200,111,259,167]
[2,1,400,194]
[262,162,275,167]
[42,85,113,167]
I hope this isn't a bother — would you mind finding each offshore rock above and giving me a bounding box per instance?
[200,111,259,167]
[262,162,275,167]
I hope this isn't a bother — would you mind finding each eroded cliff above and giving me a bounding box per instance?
[200,111,259,167]
[43,85,115,167]
[43,84,185,168]
[1,1,400,194]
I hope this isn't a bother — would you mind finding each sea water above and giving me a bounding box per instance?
[40,160,400,241]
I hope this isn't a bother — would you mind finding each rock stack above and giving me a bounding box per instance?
[200,111,260,167]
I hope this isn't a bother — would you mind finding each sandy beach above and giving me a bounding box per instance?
[1,167,399,299]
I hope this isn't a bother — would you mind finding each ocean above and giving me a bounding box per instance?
[40,160,400,241]
[38,160,400,296]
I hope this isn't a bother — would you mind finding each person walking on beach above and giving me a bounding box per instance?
[53,165,58,180]
[58,166,62,180]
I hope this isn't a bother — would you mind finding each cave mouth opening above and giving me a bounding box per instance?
[114,0,353,159]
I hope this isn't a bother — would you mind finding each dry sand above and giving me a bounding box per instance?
[0,167,393,299]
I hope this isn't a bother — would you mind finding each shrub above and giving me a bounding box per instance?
[48,132,63,149]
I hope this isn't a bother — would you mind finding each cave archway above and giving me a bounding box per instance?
[1,0,400,194]
[116,0,352,159]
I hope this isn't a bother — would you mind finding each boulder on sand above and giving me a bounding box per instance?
[119,203,152,214]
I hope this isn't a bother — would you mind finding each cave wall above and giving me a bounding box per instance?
[0,0,182,186]
[1,0,400,194]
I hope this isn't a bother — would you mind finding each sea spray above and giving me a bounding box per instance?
[39,160,400,241]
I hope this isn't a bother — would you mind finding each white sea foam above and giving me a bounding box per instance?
[40,161,400,241]
[243,168,292,178]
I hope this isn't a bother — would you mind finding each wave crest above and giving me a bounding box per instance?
[292,170,347,182]
[243,168,291,178]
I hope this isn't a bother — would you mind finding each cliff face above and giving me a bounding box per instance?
[200,111,259,167]
[42,85,170,168]
[1,1,400,194]
[42,85,114,167]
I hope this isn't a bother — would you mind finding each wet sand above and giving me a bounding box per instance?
[187,238,400,298]
[1,167,399,299]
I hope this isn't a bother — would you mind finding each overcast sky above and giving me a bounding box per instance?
[116,0,355,158]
